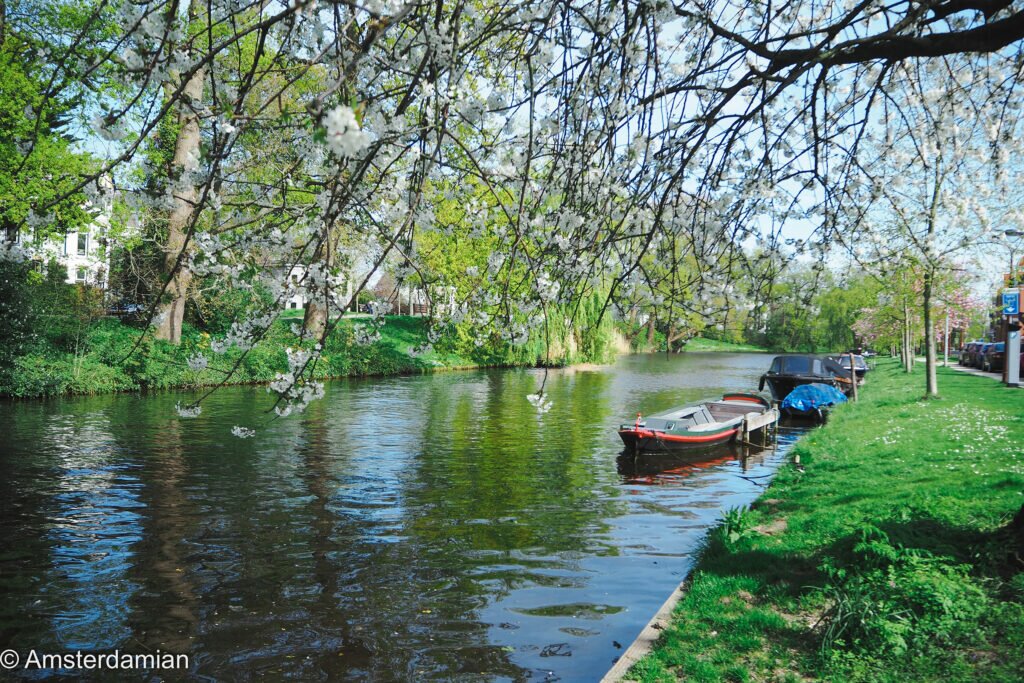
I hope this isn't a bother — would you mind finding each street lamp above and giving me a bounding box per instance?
[1003,229,1023,387]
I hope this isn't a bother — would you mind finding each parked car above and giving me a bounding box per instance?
[982,342,1006,372]
[107,300,145,321]
[959,342,976,366]
[961,341,979,366]
[972,342,993,368]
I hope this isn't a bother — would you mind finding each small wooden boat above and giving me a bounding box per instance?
[618,393,775,454]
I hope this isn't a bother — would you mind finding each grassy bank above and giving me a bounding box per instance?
[1,305,627,398]
[1,316,485,398]
[628,358,1024,682]
[684,338,772,353]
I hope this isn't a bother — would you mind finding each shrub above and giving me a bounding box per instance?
[818,526,990,659]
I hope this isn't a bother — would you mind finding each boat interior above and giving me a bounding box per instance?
[651,400,763,431]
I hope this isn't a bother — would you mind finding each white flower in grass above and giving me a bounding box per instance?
[231,425,256,439]
[187,353,208,372]
[323,105,371,158]
[175,402,202,418]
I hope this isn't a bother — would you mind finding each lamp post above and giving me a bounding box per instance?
[1003,230,1023,387]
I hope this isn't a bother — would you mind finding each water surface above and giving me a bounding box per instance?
[0,352,800,681]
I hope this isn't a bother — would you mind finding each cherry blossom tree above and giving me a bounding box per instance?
[7,0,1024,425]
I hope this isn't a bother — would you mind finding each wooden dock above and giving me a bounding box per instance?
[741,407,780,446]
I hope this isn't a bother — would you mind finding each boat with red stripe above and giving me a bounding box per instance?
[618,393,775,454]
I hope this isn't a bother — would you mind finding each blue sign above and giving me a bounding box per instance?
[1003,289,1020,315]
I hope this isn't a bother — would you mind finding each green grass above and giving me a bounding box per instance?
[684,337,771,352]
[629,358,1024,682]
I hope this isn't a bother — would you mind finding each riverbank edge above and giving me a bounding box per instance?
[616,358,1024,682]
[0,314,626,400]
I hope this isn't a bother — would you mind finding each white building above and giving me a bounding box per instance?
[2,178,114,288]
[281,264,356,311]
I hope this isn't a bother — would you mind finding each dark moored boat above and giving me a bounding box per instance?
[618,393,773,454]
[828,353,869,379]
[758,355,854,402]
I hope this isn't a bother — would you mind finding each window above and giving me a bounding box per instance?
[3,225,18,243]
[76,267,87,283]
[783,356,812,375]
[77,233,88,256]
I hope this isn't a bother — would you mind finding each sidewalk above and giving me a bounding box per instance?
[948,362,1022,386]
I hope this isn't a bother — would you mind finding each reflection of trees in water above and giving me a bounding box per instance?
[407,369,622,554]
[292,398,375,679]
[289,379,526,680]
[120,403,200,656]
[0,368,647,679]
[393,370,625,625]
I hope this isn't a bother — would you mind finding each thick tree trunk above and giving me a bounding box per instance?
[154,1,205,344]
[923,270,938,396]
[302,232,336,340]
[646,313,656,348]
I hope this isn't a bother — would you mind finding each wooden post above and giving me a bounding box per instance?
[849,353,858,402]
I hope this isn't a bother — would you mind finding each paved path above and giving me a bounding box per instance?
[948,363,1021,387]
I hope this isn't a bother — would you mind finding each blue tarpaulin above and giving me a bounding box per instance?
[781,383,848,413]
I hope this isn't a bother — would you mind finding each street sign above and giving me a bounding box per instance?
[1003,289,1020,316]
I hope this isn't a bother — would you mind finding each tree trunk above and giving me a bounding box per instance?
[903,303,913,373]
[302,232,336,340]
[900,313,908,370]
[154,0,205,344]
[646,313,656,349]
[923,271,938,396]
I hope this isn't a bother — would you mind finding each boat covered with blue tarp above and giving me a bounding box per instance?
[780,382,847,418]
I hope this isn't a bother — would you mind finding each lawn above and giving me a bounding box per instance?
[684,338,772,353]
[628,358,1024,682]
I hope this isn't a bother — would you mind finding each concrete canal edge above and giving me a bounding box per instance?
[600,580,689,682]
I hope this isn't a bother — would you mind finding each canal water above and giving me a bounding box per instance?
[0,352,802,681]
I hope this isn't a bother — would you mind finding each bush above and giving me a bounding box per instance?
[819,526,990,659]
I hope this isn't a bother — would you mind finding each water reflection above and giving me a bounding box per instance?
[41,414,142,651]
[0,352,801,681]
